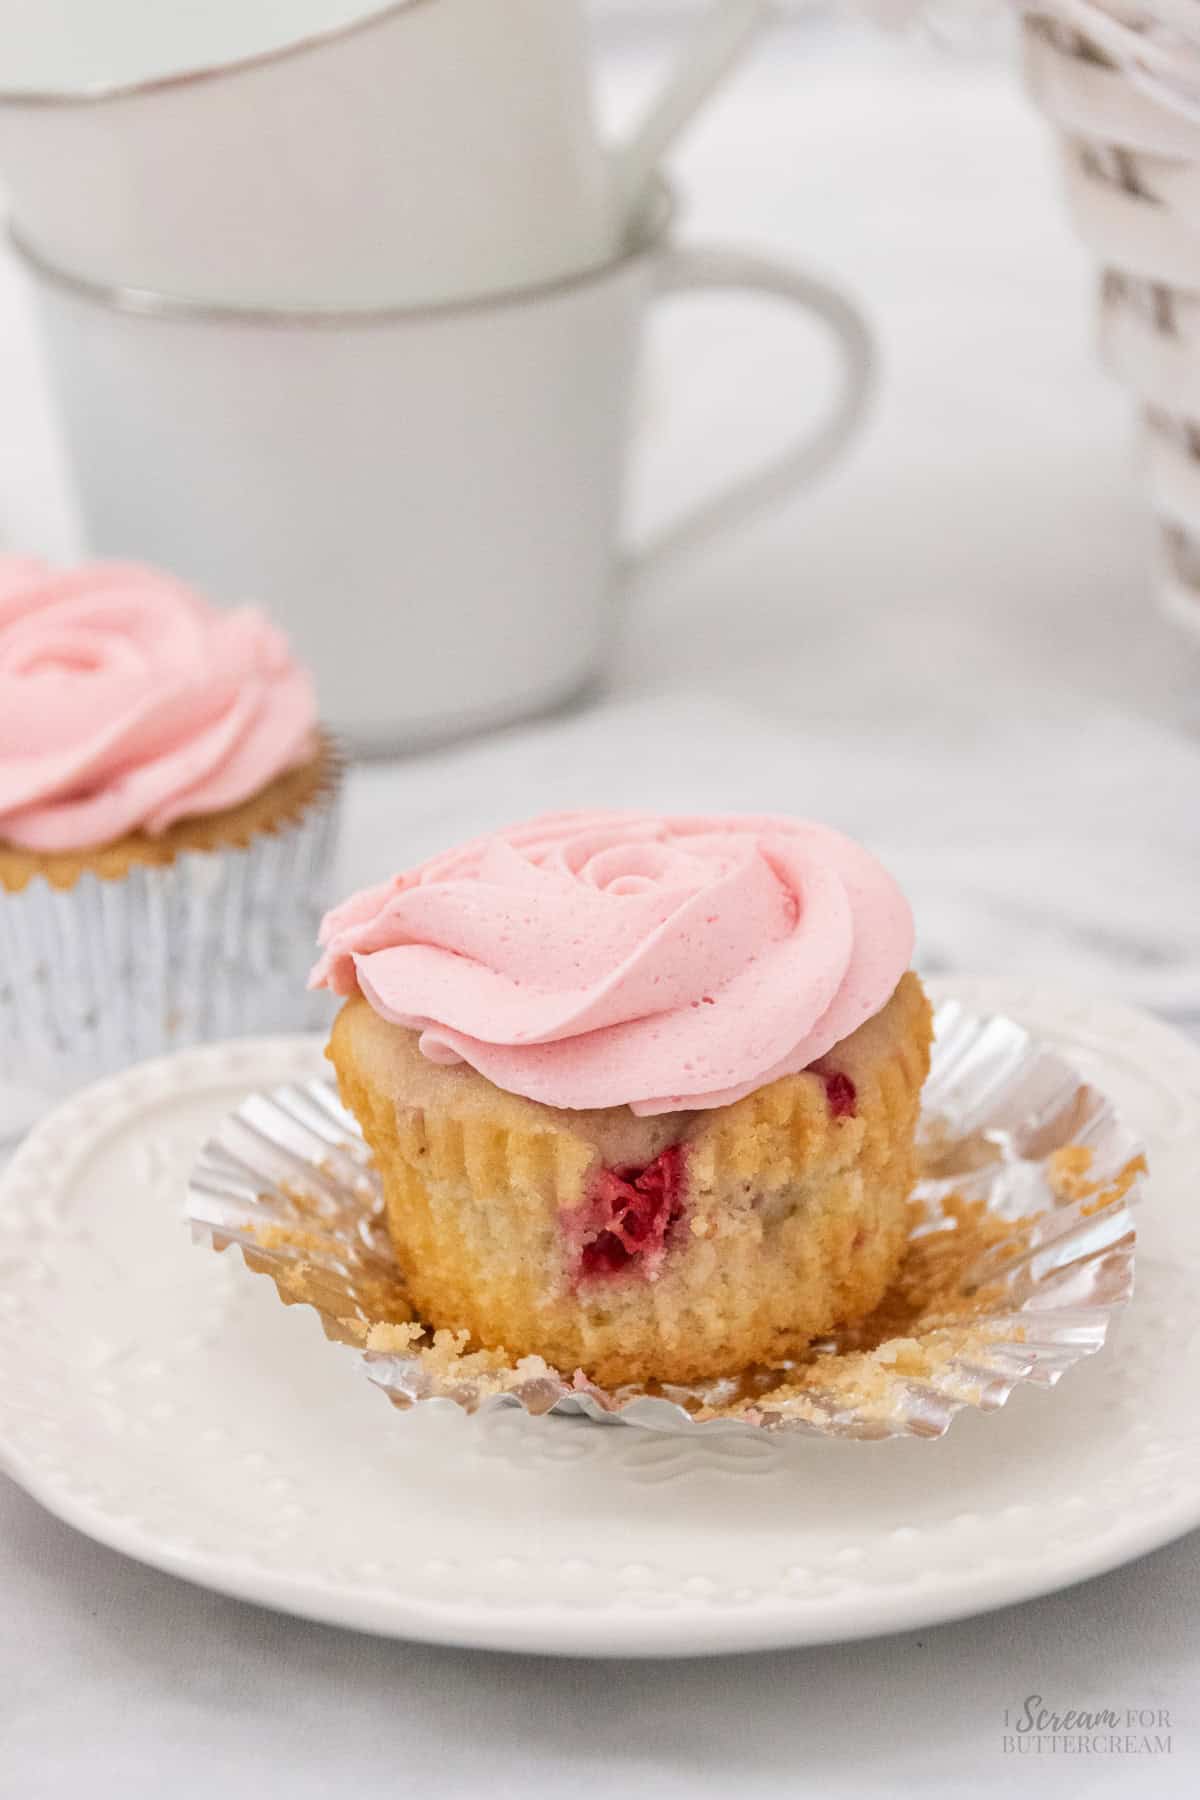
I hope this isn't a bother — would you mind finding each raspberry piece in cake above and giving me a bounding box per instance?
[821,1070,858,1119]
[578,1146,687,1281]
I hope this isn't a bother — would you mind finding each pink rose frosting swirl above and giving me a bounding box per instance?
[0,555,318,852]
[311,810,913,1115]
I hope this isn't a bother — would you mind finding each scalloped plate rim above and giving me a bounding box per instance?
[7,1424,1200,1657]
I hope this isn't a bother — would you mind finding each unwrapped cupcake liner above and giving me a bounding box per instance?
[187,998,1146,1439]
[0,759,342,1097]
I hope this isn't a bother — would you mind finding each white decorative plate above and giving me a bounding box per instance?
[2,976,1199,1657]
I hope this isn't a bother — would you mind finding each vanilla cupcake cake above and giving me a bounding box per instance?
[312,812,931,1386]
[0,554,341,1091]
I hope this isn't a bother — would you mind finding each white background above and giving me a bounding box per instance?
[1,8,1198,1795]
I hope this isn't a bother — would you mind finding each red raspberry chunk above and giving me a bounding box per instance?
[822,1070,857,1119]
[579,1145,686,1279]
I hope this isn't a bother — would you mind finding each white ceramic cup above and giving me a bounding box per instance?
[15,190,873,753]
[0,0,772,308]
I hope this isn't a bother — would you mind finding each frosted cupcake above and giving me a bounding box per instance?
[0,554,340,1093]
[312,812,930,1387]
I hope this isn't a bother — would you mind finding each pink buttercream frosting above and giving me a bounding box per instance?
[311,810,914,1116]
[0,555,318,852]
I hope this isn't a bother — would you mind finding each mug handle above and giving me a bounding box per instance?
[625,242,875,584]
[611,0,777,222]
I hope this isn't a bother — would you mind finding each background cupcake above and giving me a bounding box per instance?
[312,811,929,1386]
[0,554,341,1098]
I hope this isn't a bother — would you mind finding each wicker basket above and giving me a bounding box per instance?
[1024,2,1200,639]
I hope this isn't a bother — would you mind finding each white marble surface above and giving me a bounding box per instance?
[2,14,1199,1797]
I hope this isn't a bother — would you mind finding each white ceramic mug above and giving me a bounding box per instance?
[16,190,873,753]
[0,0,772,307]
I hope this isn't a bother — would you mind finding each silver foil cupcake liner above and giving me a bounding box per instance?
[187,998,1146,1438]
[0,757,342,1098]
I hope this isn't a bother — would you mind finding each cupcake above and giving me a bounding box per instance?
[0,554,341,1093]
[311,812,930,1387]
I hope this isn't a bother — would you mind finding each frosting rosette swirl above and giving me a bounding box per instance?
[312,811,913,1115]
[0,555,317,852]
